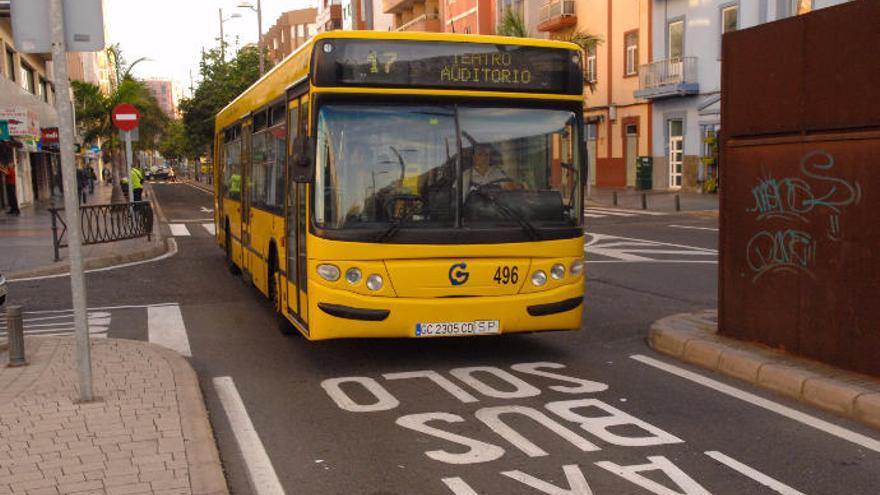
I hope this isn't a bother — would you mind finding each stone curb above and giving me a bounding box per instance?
[149,345,230,495]
[648,310,880,431]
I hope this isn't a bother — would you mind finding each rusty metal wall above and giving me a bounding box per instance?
[719,0,880,376]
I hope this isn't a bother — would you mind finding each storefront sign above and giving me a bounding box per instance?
[0,120,9,141]
[0,108,40,138]
[40,127,60,151]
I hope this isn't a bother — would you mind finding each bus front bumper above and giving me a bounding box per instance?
[305,281,584,340]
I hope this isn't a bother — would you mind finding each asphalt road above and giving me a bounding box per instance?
[7,183,880,495]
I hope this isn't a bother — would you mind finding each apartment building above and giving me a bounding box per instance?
[0,16,61,207]
[442,0,495,34]
[263,8,317,66]
[384,0,442,32]
[640,0,852,190]
[144,79,182,119]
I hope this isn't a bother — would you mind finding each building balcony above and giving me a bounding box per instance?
[315,4,342,32]
[537,0,577,32]
[634,57,699,100]
[383,0,419,15]
[395,13,441,32]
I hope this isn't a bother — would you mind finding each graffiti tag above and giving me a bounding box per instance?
[746,229,817,282]
[748,150,861,240]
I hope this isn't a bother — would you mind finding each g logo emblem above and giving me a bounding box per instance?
[449,262,469,286]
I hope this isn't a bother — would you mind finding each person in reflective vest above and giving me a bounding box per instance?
[229,173,241,196]
[130,165,144,202]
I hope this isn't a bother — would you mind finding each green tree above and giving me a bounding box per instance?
[497,8,529,37]
[158,120,186,163]
[557,29,603,92]
[179,44,262,161]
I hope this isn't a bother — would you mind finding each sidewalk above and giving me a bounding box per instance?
[587,187,719,213]
[0,183,167,280]
[0,337,228,495]
[649,311,880,430]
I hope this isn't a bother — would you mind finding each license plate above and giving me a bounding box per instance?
[416,320,500,337]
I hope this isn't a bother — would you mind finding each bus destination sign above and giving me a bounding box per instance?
[314,39,582,95]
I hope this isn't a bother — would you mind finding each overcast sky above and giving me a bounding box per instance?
[106,0,316,97]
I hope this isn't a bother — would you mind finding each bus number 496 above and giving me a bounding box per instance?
[493,266,519,285]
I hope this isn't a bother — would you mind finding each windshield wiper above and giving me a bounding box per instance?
[472,186,541,241]
[375,204,421,243]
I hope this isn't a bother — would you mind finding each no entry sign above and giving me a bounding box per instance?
[111,103,140,131]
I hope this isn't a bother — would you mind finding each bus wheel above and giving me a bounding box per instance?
[225,221,240,275]
[269,254,296,336]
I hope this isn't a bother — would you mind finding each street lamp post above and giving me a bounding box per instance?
[238,1,264,76]
[218,8,241,61]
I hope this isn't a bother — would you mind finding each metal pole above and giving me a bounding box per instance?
[219,8,225,61]
[675,193,681,212]
[49,0,92,401]
[125,132,134,204]
[6,305,26,367]
[50,210,60,261]
[257,0,264,75]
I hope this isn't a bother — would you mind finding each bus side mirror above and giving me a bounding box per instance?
[291,136,315,183]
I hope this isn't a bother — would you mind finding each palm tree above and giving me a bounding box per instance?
[73,45,167,198]
[497,8,529,37]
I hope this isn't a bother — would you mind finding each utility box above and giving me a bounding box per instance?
[719,0,880,376]
[636,156,652,191]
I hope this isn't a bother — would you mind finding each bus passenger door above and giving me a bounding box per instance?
[285,99,304,328]
[241,119,253,280]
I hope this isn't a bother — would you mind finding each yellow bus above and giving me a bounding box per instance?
[214,31,586,340]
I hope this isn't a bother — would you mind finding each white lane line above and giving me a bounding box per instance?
[705,451,806,495]
[184,182,213,194]
[202,223,216,235]
[147,304,192,356]
[584,213,605,218]
[586,209,635,217]
[168,218,214,223]
[213,377,286,495]
[9,238,178,282]
[0,302,179,314]
[630,354,880,454]
[169,224,191,236]
[669,224,720,232]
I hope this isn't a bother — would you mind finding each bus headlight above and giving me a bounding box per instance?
[531,270,547,287]
[317,264,340,282]
[550,264,566,280]
[366,274,384,291]
[345,267,362,285]
[570,260,584,276]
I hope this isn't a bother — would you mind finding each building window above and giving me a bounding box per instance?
[624,30,638,77]
[721,5,738,35]
[5,48,15,82]
[39,78,48,102]
[21,63,35,94]
[586,45,597,83]
[668,19,684,60]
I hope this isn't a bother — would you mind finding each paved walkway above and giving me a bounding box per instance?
[0,184,165,280]
[587,186,719,212]
[0,337,227,495]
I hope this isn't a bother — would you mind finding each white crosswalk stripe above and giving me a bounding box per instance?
[202,223,216,235]
[584,207,667,218]
[0,310,110,338]
[169,223,191,236]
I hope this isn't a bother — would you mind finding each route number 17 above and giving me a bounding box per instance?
[367,50,399,74]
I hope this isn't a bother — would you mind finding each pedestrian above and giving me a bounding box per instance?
[86,164,96,194]
[130,164,144,202]
[76,166,89,204]
[0,159,20,216]
[102,167,111,184]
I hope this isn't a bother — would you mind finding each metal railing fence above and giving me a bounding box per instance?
[49,201,154,261]
[638,56,698,90]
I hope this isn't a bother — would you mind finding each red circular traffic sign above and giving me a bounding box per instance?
[111,103,141,131]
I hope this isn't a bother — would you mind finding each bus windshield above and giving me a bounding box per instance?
[315,104,581,240]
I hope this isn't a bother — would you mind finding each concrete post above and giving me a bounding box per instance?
[49,0,93,401]
[641,193,647,210]
[6,305,26,367]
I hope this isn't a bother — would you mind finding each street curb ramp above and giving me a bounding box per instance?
[648,310,880,431]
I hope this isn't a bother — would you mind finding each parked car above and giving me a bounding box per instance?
[0,271,7,306]
[152,167,171,180]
